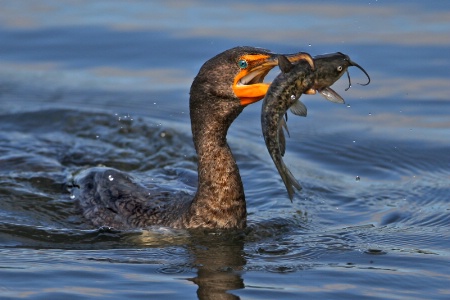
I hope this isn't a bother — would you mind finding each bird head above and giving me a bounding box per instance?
[190,46,314,109]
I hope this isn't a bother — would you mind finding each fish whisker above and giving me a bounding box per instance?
[349,60,371,87]
[345,69,352,91]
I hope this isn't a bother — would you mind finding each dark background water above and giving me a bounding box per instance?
[1,1,449,299]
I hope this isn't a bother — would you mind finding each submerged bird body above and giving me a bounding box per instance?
[74,167,192,229]
[72,46,313,229]
[261,52,371,199]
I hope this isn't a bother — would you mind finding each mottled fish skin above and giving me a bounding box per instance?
[261,58,315,200]
[261,52,370,200]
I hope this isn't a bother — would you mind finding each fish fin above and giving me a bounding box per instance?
[277,160,302,201]
[281,116,290,137]
[319,87,345,104]
[289,100,308,117]
[305,88,316,95]
[278,126,286,157]
[278,117,289,156]
[278,55,293,73]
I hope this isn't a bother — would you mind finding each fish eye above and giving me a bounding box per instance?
[238,59,248,69]
[337,65,343,72]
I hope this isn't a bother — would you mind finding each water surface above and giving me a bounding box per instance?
[1,1,449,299]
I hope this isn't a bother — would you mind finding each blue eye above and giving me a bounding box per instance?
[238,59,248,69]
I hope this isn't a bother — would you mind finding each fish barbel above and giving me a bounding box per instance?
[308,52,371,104]
[261,52,370,200]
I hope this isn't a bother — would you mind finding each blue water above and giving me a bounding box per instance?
[1,1,449,299]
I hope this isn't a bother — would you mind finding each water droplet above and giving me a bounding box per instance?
[95,135,100,139]
[70,194,76,199]
[368,113,372,116]
[346,104,351,108]
[308,43,312,47]
[160,131,166,138]
[108,175,114,181]
[290,94,296,100]
[355,176,361,181]
[353,140,356,143]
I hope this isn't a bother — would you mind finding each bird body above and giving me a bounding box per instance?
[73,47,313,229]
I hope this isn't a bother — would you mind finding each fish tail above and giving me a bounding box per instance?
[275,159,302,201]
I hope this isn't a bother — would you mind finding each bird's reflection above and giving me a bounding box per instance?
[188,230,246,300]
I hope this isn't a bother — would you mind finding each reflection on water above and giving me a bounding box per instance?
[189,232,246,300]
[1,0,450,299]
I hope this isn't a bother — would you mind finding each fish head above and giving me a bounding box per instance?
[312,52,351,89]
[313,52,370,91]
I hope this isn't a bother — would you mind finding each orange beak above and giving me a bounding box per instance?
[233,52,314,106]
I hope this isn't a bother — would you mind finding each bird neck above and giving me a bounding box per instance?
[188,101,247,229]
